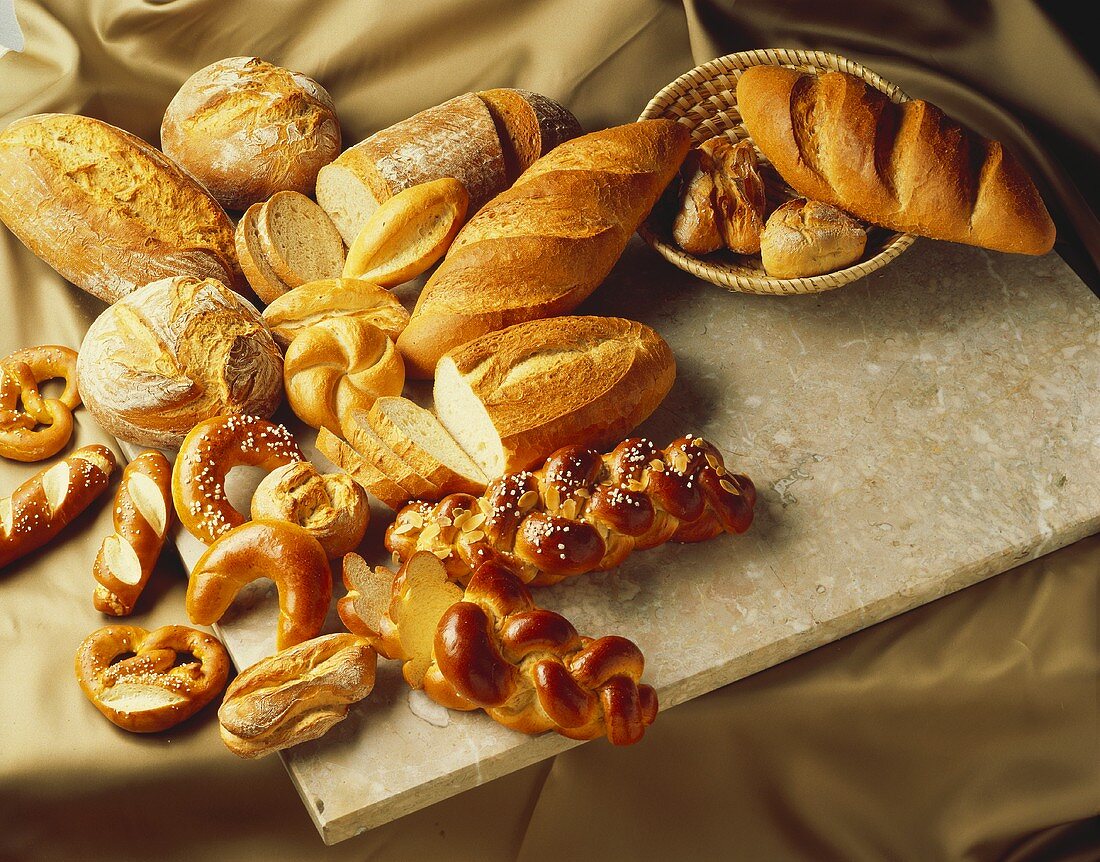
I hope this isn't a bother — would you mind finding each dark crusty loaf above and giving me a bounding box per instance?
[736,66,1055,255]
[397,120,692,378]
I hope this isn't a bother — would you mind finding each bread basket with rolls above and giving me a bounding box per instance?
[639,49,920,295]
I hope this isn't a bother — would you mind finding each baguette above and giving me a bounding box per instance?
[735,67,1055,255]
[92,451,173,616]
[0,114,244,303]
[433,316,676,476]
[396,120,692,377]
[1,445,117,570]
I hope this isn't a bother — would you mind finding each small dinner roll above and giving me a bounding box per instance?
[161,56,341,211]
[759,198,866,279]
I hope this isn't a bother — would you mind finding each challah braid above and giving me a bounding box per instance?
[385,435,755,586]
[339,551,658,745]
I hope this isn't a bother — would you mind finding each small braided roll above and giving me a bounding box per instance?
[340,551,658,745]
[385,435,755,586]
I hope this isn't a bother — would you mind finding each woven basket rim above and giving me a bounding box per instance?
[637,48,916,295]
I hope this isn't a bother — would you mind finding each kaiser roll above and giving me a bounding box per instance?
[77,276,283,448]
[759,198,867,279]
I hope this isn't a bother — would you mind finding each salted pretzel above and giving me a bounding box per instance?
[386,435,756,586]
[75,624,229,733]
[93,451,174,616]
[0,345,81,462]
[172,414,304,544]
[187,519,332,650]
[340,551,658,745]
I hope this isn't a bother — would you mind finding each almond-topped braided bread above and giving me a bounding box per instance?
[340,551,658,745]
[385,435,755,586]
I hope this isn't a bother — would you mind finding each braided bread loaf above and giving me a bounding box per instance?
[340,551,658,745]
[385,435,755,586]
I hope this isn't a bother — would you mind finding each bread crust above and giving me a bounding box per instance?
[261,278,409,349]
[759,198,867,278]
[736,66,1055,254]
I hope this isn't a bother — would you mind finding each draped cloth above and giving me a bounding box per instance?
[1,1,1097,859]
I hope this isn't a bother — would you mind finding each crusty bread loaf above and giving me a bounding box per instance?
[736,67,1055,255]
[257,191,346,289]
[0,114,244,302]
[260,278,409,348]
[235,202,293,304]
[478,88,582,181]
[316,93,505,245]
[161,57,341,212]
[759,198,867,278]
[397,120,692,378]
[77,276,283,448]
[433,316,676,476]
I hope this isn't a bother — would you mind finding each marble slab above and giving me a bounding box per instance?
[132,237,1100,843]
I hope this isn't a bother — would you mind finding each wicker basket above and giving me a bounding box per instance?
[638,49,916,295]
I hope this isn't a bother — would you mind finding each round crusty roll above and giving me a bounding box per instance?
[251,461,369,559]
[759,198,867,279]
[218,633,376,758]
[187,519,332,651]
[77,276,284,449]
[283,317,405,434]
[161,57,341,212]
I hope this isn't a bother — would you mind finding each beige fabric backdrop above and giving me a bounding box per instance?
[1,1,1097,859]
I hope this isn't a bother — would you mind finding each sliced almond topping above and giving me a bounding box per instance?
[406,510,424,529]
[518,490,539,510]
[127,473,167,536]
[431,547,451,560]
[451,510,470,531]
[650,459,666,472]
[477,498,493,516]
[0,497,12,536]
[464,530,485,543]
[462,512,486,532]
[544,484,561,512]
[561,498,578,520]
[41,462,71,514]
[719,478,740,495]
[420,522,441,543]
[437,516,453,528]
[390,521,416,536]
[705,454,721,470]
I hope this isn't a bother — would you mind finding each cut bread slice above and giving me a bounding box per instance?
[257,191,346,289]
[367,396,487,495]
[315,427,411,511]
[477,88,581,181]
[340,410,442,501]
[235,202,293,304]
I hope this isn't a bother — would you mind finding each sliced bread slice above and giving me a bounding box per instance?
[235,202,293,304]
[258,191,346,289]
[340,409,442,502]
[367,396,487,494]
[315,428,411,511]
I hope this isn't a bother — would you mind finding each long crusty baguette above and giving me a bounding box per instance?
[433,316,676,476]
[316,90,580,245]
[0,114,245,303]
[1,445,117,570]
[396,120,692,378]
[735,67,1055,255]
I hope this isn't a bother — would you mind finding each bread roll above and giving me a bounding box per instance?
[759,198,867,278]
[161,57,341,211]
[0,114,243,303]
[283,317,404,434]
[398,120,692,378]
[433,316,676,476]
[260,278,409,348]
[77,276,283,449]
[673,138,765,255]
[736,67,1055,255]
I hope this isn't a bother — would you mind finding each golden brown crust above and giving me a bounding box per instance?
[261,278,410,349]
[187,519,332,650]
[75,624,229,733]
[736,67,1055,254]
[0,113,244,302]
[0,346,80,463]
[759,198,867,278]
[673,138,766,255]
[218,633,376,758]
[396,120,692,377]
[92,451,173,616]
[385,435,756,586]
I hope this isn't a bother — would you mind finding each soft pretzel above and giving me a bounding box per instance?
[218,633,377,759]
[1,444,116,570]
[250,461,368,559]
[75,624,229,733]
[187,519,332,650]
[93,451,173,616]
[0,345,81,462]
[385,435,756,586]
[340,552,658,745]
[172,414,303,544]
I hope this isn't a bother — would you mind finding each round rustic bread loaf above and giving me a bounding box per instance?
[161,57,341,211]
[77,276,284,448]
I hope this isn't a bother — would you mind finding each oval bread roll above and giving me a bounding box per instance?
[161,57,341,211]
[433,316,676,475]
[261,278,410,348]
[0,114,243,303]
[283,317,405,434]
[77,276,283,449]
[759,198,866,278]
